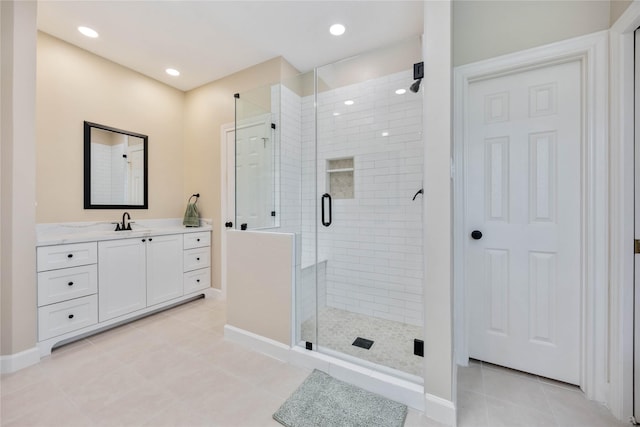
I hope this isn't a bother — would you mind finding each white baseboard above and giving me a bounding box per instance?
[223,324,290,361]
[424,392,456,426]
[203,287,222,299]
[0,347,40,374]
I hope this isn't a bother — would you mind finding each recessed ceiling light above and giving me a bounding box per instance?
[381,131,389,137]
[344,100,354,106]
[333,112,340,116]
[78,26,99,38]
[165,68,180,77]
[395,89,406,95]
[330,24,346,36]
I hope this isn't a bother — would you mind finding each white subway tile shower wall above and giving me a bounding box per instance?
[301,94,316,267]
[296,260,327,343]
[277,84,303,233]
[304,70,423,326]
[271,70,423,327]
[274,84,323,336]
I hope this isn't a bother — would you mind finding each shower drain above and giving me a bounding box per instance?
[352,337,374,350]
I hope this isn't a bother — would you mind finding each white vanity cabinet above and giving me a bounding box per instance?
[146,234,184,306]
[36,224,212,357]
[183,231,211,293]
[98,238,147,322]
[99,234,184,321]
[37,242,99,341]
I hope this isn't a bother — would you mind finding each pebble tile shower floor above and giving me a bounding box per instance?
[301,307,424,377]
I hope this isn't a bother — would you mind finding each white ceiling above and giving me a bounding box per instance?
[37,1,424,92]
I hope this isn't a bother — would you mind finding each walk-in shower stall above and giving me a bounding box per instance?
[234,37,424,382]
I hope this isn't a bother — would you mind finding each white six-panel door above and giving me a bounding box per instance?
[235,121,273,229]
[466,60,582,384]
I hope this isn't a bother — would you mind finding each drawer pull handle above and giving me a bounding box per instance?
[196,279,200,283]
[68,314,74,319]
[68,281,74,286]
[67,254,73,258]
[196,257,200,261]
[197,238,200,242]
[142,239,146,242]
[149,238,153,242]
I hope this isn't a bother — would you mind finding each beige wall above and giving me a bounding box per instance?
[1,0,37,356]
[610,0,632,25]
[453,1,611,66]
[226,230,293,345]
[9,32,297,359]
[183,57,299,290]
[36,32,185,223]
[317,36,422,91]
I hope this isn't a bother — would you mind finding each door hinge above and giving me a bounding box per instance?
[635,240,640,254]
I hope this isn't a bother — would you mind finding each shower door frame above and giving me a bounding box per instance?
[220,121,235,298]
[305,55,426,382]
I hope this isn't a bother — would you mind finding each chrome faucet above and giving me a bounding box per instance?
[115,212,132,231]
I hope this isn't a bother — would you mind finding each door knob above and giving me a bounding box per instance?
[471,230,483,240]
[225,222,233,228]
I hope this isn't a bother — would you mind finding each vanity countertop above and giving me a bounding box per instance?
[37,218,212,246]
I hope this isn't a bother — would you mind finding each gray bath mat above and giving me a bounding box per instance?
[273,369,407,427]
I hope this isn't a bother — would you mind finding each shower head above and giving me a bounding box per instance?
[409,79,422,93]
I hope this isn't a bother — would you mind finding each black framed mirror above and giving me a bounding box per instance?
[84,121,148,209]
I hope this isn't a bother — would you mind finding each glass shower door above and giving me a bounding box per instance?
[312,37,425,380]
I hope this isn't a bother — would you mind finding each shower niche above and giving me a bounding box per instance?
[326,158,354,199]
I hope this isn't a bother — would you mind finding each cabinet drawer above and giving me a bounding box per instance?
[184,232,211,250]
[38,295,98,341]
[184,268,210,294]
[184,247,211,271]
[38,264,97,307]
[37,242,97,272]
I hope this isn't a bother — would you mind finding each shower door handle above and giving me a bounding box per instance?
[321,193,332,227]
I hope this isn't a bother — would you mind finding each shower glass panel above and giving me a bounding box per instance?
[308,37,424,381]
[280,70,319,349]
[234,86,279,230]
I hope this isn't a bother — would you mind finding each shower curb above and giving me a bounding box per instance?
[223,323,455,425]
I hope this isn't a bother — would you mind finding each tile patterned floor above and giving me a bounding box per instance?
[0,296,631,426]
[301,307,424,377]
[0,297,437,427]
[457,359,630,427]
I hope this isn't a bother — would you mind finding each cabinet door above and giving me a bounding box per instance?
[98,238,146,322]
[147,234,184,306]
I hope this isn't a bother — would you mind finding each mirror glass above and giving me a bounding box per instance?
[84,121,148,209]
